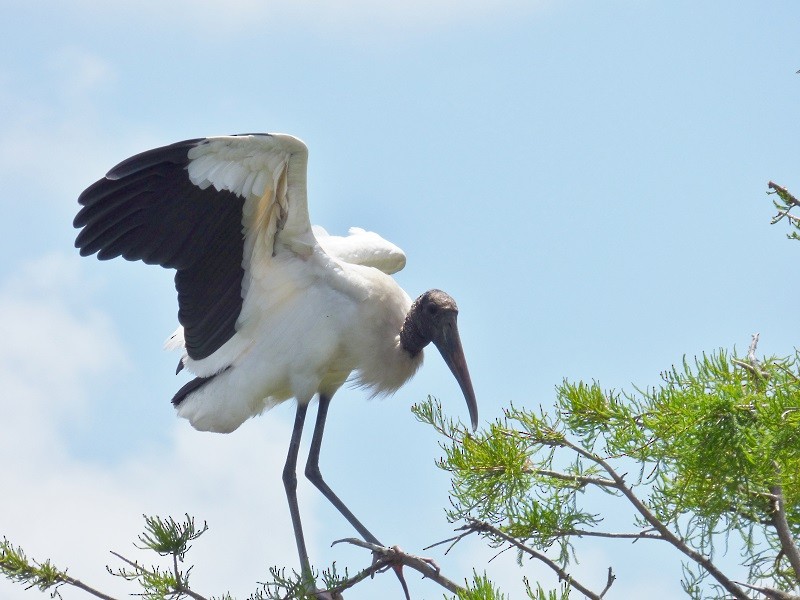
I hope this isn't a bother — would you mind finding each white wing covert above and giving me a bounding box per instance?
[313,226,406,274]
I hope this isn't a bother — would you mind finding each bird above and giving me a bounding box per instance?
[73,133,478,588]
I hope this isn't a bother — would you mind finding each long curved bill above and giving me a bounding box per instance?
[432,315,479,431]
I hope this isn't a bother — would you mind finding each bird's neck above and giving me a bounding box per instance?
[400,313,428,357]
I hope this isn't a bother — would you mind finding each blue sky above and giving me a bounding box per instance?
[1,1,799,599]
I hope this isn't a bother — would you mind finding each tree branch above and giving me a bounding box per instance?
[732,333,768,379]
[0,540,120,600]
[555,528,662,541]
[736,580,800,600]
[108,551,209,600]
[329,538,465,596]
[528,468,619,489]
[768,181,800,224]
[770,479,800,581]
[461,518,613,600]
[52,576,120,600]
[598,567,616,598]
[556,436,751,600]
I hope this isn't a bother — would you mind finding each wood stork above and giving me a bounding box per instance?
[73,133,478,584]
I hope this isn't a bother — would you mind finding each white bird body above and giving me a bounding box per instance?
[173,256,422,433]
[135,134,420,432]
[74,132,476,589]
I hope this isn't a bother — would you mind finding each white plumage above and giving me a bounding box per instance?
[74,133,477,590]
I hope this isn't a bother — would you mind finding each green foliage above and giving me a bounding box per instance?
[108,514,208,600]
[247,567,317,600]
[644,353,799,526]
[449,572,569,600]
[523,578,571,600]
[0,513,386,600]
[0,538,67,593]
[414,348,800,598]
[447,570,508,600]
[768,181,800,242]
[137,514,208,558]
[250,563,349,600]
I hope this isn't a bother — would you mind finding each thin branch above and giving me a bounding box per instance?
[1,542,121,600]
[424,530,474,555]
[330,538,464,596]
[736,580,800,600]
[556,436,751,600]
[108,551,209,600]
[779,212,800,226]
[732,358,766,378]
[528,468,619,489]
[732,334,767,379]
[463,518,611,600]
[108,551,147,576]
[747,333,760,363]
[176,581,209,600]
[173,552,180,586]
[770,478,800,581]
[554,528,663,541]
[598,567,616,599]
[53,575,120,600]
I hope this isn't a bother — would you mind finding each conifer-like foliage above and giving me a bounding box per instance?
[414,344,800,599]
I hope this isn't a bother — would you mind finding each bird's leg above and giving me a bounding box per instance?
[283,402,314,583]
[305,393,383,546]
[308,395,414,600]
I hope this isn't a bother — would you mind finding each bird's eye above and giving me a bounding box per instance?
[426,304,438,316]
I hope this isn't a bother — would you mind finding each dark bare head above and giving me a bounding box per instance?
[401,289,478,431]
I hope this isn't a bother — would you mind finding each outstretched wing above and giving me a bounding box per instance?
[74,133,312,361]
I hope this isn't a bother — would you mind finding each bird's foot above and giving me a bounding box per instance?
[386,546,412,600]
[408,549,441,574]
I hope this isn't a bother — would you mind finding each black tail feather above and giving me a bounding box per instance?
[172,374,216,407]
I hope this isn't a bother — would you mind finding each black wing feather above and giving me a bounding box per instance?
[74,137,252,360]
[171,372,223,407]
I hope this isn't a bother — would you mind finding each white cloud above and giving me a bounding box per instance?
[70,0,548,36]
[0,46,161,204]
[45,46,117,100]
[268,0,545,32]
[0,255,321,600]
[0,254,121,446]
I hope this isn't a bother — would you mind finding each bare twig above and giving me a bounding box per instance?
[330,538,464,596]
[461,518,611,600]
[733,333,768,379]
[424,529,474,555]
[108,551,143,574]
[747,333,760,363]
[598,567,616,598]
[554,528,662,541]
